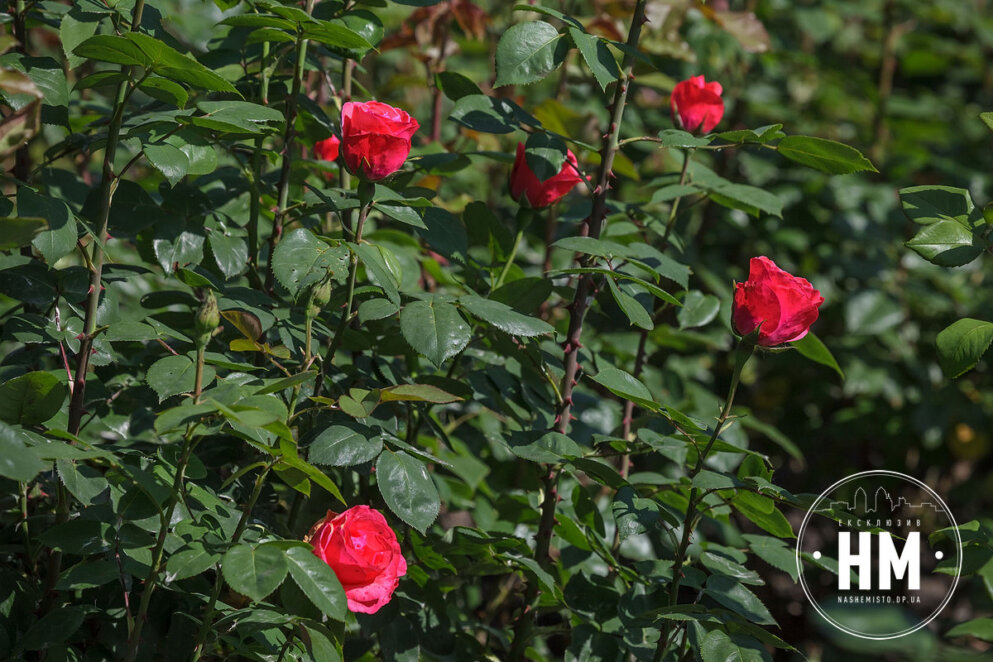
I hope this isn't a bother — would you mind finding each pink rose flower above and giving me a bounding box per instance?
[309,505,407,614]
[732,256,824,346]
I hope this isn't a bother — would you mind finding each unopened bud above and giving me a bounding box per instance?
[194,290,219,347]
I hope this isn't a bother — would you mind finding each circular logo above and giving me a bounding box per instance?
[796,470,962,639]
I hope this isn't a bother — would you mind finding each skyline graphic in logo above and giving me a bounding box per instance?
[797,470,963,640]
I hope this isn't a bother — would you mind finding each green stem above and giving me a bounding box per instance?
[265,0,316,292]
[660,149,692,248]
[315,202,369,396]
[495,227,525,290]
[653,342,752,662]
[125,430,196,662]
[190,462,275,661]
[193,344,205,403]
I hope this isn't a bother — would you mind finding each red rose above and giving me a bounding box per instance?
[509,142,583,208]
[670,75,724,134]
[309,506,407,614]
[314,135,340,162]
[732,256,824,346]
[340,101,419,181]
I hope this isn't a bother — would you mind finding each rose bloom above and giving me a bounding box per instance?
[732,256,824,346]
[509,142,583,208]
[670,75,724,134]
[340,101,419,181]
[314,135,340,162]
[309,505,407,614]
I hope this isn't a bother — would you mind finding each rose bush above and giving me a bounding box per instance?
[1,0,991,660]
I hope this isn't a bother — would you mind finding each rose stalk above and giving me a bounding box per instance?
[655,257,823,660]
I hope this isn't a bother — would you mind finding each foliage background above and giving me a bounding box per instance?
[2,0,993,660]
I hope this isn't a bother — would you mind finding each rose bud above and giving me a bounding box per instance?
[670,75,725,134]
[509,142,583,208]
[732,256,824,346]
[340,101,419,181]
[308,506,407,614]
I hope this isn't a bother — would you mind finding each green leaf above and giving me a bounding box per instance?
[271,229,348,299]
[606,279,652,330]
[449,94,538,134]
[146,355,216,402]
[380,384,462,403]
[222,543,288,602]
[791,332,843,378]
[657,129,712,148]
[935,318,993,378]
[125,33,238,94]
[209,231,248,279]
[946,617,993,642]
[899,185,976,226]
[524,131,567,181]
[776,135,877,174]
[138,76,189,108]
[376,450,440,533]
[693,470,738,490]
[284,546,348,621]
[302,21,374,52]
[144,143,189,186]
[0,216,47,249]
[358,297,399,323]
[165,542,220,582]
[309,423,383,467]
[435,71,482,101]
[568,28,620,91]
[507,430,583,463]
[612,485,678,541]
[677,291,720,329]
[73,34,149,66]
[0,421,49,482]
[905,219,983,267]
[0,371,67,426]
[19,188,76,263]
[355,242,401,305]
[731,492,794,539]
[494,21,568,87]
[700,630,772,662]
[980,112,993,133]
[705,182,783,218]
[459,294,554,337]
[587,365,657,410]
[399,299,471,367]
[193,100,284,134]
[21,606,86,651]
[167,129,217,175]
[704,575,777,626]
[650,184,701,204]
[743,534,798,581]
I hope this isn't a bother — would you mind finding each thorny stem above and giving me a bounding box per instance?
[55,0,147,618]
[653,342,753,662]
[265,0,317,292]
[508,2,648,660]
